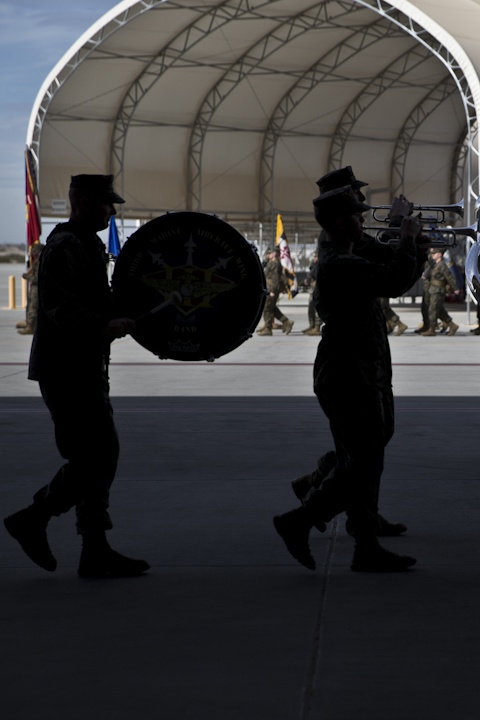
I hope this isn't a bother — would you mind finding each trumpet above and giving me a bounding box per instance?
[370,198,464,224]
[365,222,479,248]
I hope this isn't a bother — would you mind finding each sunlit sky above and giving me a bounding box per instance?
[0,1,120,244]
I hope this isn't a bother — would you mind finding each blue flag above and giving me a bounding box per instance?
[108,217,121,258]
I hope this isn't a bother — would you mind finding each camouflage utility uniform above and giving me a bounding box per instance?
[17,242,43,334]
[422,255,458,335]
[257,252,293,335]
[379,297,407,335]
[302,257,323,335]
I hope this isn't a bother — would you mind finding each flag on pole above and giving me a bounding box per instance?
[25,147,42,249]
[275,214,298,299]
[108,216,121,259]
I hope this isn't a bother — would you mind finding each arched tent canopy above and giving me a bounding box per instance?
[27,0,480,240]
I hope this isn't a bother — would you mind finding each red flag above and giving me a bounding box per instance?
[25,147,42,249]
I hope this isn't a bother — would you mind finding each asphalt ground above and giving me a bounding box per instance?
[1,265,480,719]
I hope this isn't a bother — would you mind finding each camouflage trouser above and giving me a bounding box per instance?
[308,290,322,328]
[380,297,399,325]
[26,284,39,329]
[420,289,429,326]
[263,292,288,328]
[427,290,451,330]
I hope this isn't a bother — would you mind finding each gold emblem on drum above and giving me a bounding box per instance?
[140,234,236,316]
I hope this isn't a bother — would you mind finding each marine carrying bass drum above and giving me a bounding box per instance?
[112,212,266,361]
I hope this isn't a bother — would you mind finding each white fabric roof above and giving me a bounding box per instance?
[27,0,480,234]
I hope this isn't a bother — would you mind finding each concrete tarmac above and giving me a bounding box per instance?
[1,279,480,719]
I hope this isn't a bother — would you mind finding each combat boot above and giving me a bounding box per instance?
[350,539,416,572]
[302,325,314,334]
[446,320,459,336]
[256,326,272,336]
[414,324,427,334]
[385,320,395,334]
[393,321,408,335]
[15,320,27,329]
[273,507,318,571]
[420,328,436,336]
[282,319,294,334]
[17,326,34,335]
[78,531,150,578]
[304,326,321,336]
[272,322,283,330]
[4,505,56,571]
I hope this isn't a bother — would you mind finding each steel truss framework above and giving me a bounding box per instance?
[28,0,480,225]
[28,0,164,169]
[353,0,479,222]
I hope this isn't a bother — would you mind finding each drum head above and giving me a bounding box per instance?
[112,212,266,361]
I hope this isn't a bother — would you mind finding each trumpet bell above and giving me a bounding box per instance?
[466,242,480,302]
[451,197,465,219]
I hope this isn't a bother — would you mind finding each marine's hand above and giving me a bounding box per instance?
[390,194,414,219]
[107,317,136,339]
[400,214,421,241]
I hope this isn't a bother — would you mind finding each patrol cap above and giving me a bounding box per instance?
[70,174,125,204]
[312,186,370,227]
[315,166,368,194]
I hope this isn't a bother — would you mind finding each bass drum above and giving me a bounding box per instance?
[112,212,266,361]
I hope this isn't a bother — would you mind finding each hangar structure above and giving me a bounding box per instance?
[27,0,480,242]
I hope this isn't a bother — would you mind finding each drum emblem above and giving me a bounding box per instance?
[141,235,236,316]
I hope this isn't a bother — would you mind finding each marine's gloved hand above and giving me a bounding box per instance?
[389,194,414,223]
[106,317,136,339]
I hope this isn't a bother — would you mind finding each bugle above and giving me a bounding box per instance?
[370,198,464,224]
[365,222,479,248]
